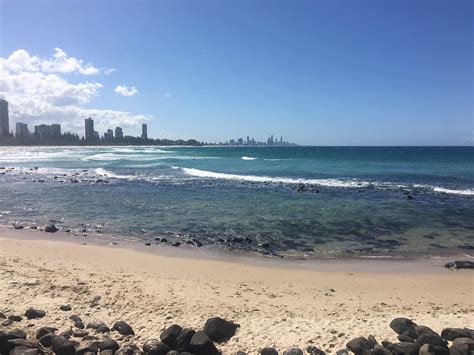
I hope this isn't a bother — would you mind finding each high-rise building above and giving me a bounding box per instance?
[246,136,250,145]
[104,129,114,141]
[85,117,94,140]
[0,99,9,137]
[34,124,51,139]
[15,122,29,138]
[51,124,61,137]
[141,123,148,139]
[115,127,123,139]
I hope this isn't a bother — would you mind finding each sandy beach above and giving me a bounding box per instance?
[0,227,473,354]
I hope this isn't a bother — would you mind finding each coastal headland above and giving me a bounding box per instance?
[1,227,473,354]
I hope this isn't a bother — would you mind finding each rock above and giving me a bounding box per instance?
[0,312,5,319]
[8,316,22,322]
[24,308,46,319]
[203,316,239,343]
[283,349,303,355]
[441,328,472,341]
[73,329,89,337]
[9,346,38,355]
[261,348,279,355]
[98,339,120,352]
[38,332,56,347]
[51,336,75,355]
[74,321,85,329]
[346,337,372,355]
[36,327,58,339]
[445,261,474,269]
[87,321,107,330]
[398,335,415,343]
[188,331,219,355]
[336,350,349,355]
[416,333,448,348]
[166,352,180,355]
[112,321,135,336]
[160,324,183,349]
[367,335,378,348]
[306,346,325,355]
[235,352,247,355]
[69,315,82,322]
[45,225,58,233]
[171,242,181,247]
[59,305,72,311]
[419,344,450,355]
[143,339,171,355]
[390,318,417,335]
[175,328,195,352]
[0,330,27,355]
[372,344,391,355]
[192,239,203,247]
[95,325,110,333]
[386,342,420,355]
[2,320,13,326]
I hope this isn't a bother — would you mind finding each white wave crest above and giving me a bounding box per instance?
[178,167,369,188]
[94,168,139,180]
[432,187,474,196]
[241,156,258,160]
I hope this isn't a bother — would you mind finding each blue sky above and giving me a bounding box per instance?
[0,0,472,145]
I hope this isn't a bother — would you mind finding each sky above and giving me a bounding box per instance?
[0,0,472,145]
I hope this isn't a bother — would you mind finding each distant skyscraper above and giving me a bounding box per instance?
[51,124,61,137]
[34,124,51,139]
[280,136,283,144]
[15,122,29,138]
[141,123,148,139]
[0,99,9,137]
[85,117,94,140]
[115,127,123,139]
[246,136,250,145]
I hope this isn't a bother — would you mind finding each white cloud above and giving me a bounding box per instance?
[104,68,116,75]
[114,85,138,97]
[0,48,152,134]
[163,93,171,99]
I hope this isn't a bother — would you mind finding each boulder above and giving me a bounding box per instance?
[24,308,46,320]
[386,342,420,355]
[9,346,38,355]
[45,225,58,233]
[36,327,57,339]
[74,321,85,329]
[51,336,75,355]
[112,321,135,336]
[441,329,472,341]
[98,339,120,352]
[8,316,22,322]
[160,324,182,349]
[389,318,417,335]
[175,328,196,352]
[416,333,448,348]
[306,346,325,355]
[444,261,474,269]
[415,326,438,337]
[261,348,279,355]
[69,315,82,323]
[188,331,219,355]
[346,337,372,355]
[38,333,56,347]
[142,339,171,355]
[282,349,303,355]
[203,316,239,343]
[419,344,450,355]
[0,330,27,355]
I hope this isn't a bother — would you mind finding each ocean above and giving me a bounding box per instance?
[0,145,473,258]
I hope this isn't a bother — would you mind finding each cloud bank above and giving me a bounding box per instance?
[0,48,151,134]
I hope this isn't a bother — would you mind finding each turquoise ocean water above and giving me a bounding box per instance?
[0,146,473,257]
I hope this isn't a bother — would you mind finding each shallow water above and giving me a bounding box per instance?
[0,146,473,257]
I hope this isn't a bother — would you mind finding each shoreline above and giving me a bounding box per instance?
[1,227,473,354]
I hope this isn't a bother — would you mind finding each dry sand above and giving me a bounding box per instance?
[0,228,473,354]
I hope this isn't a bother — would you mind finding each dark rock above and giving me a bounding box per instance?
[87,321,107,330]
[441,328,472,341]
[2,320,13,326]
[419,344,450,355]
[386,342,420,355]
[98,339,120,352]
[144,243,151,246]
[59,329,73,339]
[143,339,171,355]
[59,305,72,312]
[166,352,180,355]
[416,326,438,337]
[192,239,203,247]
[95,325,110,333]
[170,242,181,247]
[188,331,219,355]
[160,325,182,349]
[235,352,247,355]
[398,335,415,343]
[38,333,56,347]
[9,346,38,355]
[390,318,417,335]
[261,348,279,355]
[36,327,57,339]
[45,225,58,233]
[0,312,5,319]
[416,333,448,348]
[367,335,378,348]
[175,328,195,352]
[69,315,82,323]
[13,225,24,230]
[282,349,303,355]
[74,321,85,329]
[112,321,135,336]
[372,344,391,355]
[306,346,325,355]
[8,316,24,324]
[24,308,46,319]
[73,329,88,338]
[336,350,349,355]
[445,261,474,269]
[0,330,27,355]
[346,337,372,355]
[203,316,239,343]
[51,336,75,355]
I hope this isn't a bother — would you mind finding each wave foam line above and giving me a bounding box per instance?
[178,167,368,188]
[95,168,140,180]
[241,156,258,160]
